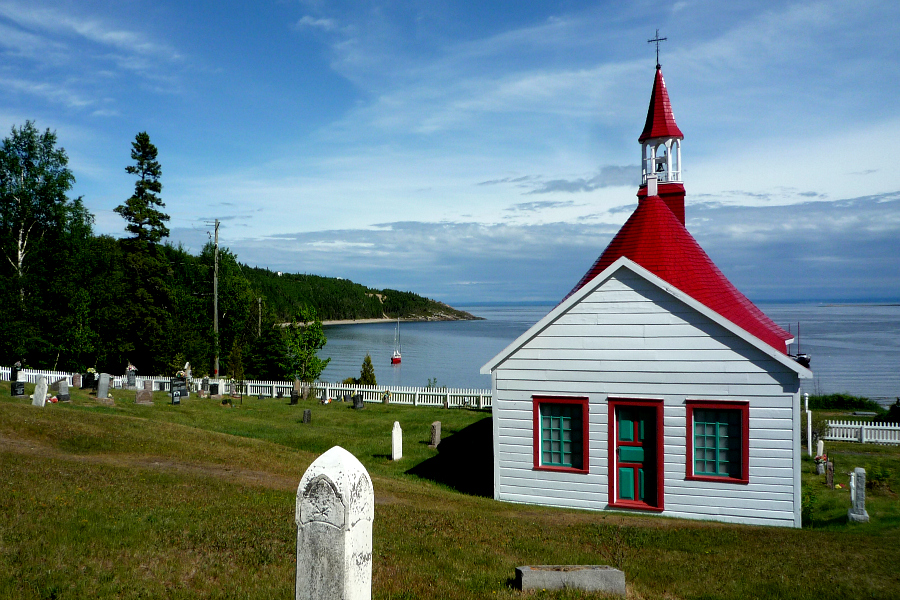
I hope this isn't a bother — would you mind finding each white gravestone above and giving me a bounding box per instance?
[391,422,402,461]
[816,440,824,457]
[296,446,374,600]
[848,468,870,523]
[32,375,48,407]
[97,373,111,399]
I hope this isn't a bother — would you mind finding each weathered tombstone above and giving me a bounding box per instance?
[516,565,625,596]
[72,373,82,388]
[381,390,390,405]
[290,391,300,405]
[202,377,210,392]
[816,439,824,457]
[32,376,48,407]
[442,397,450,409]
[126,370,137,389]
[352,394,365,410]
[136,381,153,405]
[10,381,24,397]
[9,365,18,382]
[848,468,870,523]
[391,421,402,460]
[429,421,441,449]
[826,461,834,489]
[56,380,70,403]
[293,379,302,393]
[301,383,310,400]
[295,446,374,600]
[321,388,328,403]
[97,373,111,399]
[303,409,312,424]
[49,378,66,393]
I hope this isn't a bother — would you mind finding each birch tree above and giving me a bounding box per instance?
[0,121,75,298]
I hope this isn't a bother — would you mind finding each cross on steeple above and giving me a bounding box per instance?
[648,29,667,68]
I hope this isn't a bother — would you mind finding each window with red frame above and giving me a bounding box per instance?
[532,396,588,473]
[686,401,749,484]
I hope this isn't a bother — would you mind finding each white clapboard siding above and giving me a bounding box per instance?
[490,267,801,528]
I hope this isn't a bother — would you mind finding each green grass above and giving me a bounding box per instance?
[1,383,899,599]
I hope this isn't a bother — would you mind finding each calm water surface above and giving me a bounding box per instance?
[319,303,900,406]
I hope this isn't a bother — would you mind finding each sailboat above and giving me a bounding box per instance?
[391,318,402,364]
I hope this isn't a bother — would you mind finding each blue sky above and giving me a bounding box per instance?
[2,0,898,303]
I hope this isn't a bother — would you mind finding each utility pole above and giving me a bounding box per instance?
[213,219,220,376]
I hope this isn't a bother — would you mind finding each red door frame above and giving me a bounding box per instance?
[608,397,665,511]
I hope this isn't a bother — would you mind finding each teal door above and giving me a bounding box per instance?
[616,406,657,504]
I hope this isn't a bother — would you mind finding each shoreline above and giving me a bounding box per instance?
[321,315,482,326]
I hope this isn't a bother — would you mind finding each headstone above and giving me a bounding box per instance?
[202,377,210,392]
[10,381,24,397]
[848,468,870,523]
[72,373,82,388]
[32,376,48,407]
[352,394,365,410]
[290,391,300,405]
[816,462,825,475]
[382,390,391,405]
[210,383,220,396]
[301,383,310,400]
[126,371,137,388]
[49,378,66,393]
[303,409,312,424]
[816,439,824,457]
[136,381,153,405]
[321,388,328,403]
[56,380,70,403]
[391,421,402,460]
[184,362,191,379]
[429,421,441,449]
[516,566,625,596]
[293,379,302,393]
[170,376,188,404]
[9,366,18,382]
[443,397,450,409]
[97,373,111,400]
[826,461,834,489]
[295,446,374,600]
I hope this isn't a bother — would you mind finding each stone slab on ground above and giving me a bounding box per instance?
[515,565,625,596]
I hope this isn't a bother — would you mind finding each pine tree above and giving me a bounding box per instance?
[115,132,168,243]
[359,354,376,386]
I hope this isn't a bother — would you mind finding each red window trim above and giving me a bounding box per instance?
[607,397,665,511]
[532,395,590,474]
[685,400,750,485]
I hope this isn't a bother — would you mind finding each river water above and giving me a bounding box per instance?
[318,303,900,407]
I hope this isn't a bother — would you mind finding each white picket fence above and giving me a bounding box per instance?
[1,367,492,409]
[824,420,900,445]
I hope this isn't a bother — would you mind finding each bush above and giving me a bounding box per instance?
[359,354,376,386]
[802,411,831,447]
[873,399,900,423]
[806,393,885,413]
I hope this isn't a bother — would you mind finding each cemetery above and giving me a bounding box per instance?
[0,376,898,599]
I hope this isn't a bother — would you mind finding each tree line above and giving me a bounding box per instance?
[0,122,468,381]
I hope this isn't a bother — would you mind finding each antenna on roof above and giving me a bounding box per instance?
[648,29,667,68]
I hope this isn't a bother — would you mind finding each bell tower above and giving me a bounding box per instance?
[637,33,686,223]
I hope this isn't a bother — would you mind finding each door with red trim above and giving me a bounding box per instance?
[615,406,657,506]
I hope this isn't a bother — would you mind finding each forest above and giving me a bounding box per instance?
[0,122,473,381]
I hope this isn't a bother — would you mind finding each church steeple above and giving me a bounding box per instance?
[637,61,686,224]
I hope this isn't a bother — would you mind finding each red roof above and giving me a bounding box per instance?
[639,67,684,143]
[565,197,793,353]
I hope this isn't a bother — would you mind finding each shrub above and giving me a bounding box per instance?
[807,393,885,413]
[873,399,900,424]
[359,354,376,386]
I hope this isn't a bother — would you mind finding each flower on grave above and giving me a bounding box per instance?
[175,370,185,378]
[87,367,97,374]
[13,361,21,368]
[126,363,138,372]
[814,454,828,465]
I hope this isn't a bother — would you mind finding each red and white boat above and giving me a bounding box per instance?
[391,318,402,364]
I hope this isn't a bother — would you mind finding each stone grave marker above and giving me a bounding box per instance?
[352,394,365,410]
[126,370,137,389]
[516,565,625,596]
[826,461,834,489]
[321,388,328,403]
[816,439,824,457]
[136,381,153,405]
[295,446,373,600]
[56,380,70,403]
[429,421,441,449]
[290,390,300,405]
[848,467,870,523]
[32,376,48,407]
[9,365,19,382]
[72,373,82,388]
[97,373,111,400]
[10,380,24,397]
[301,383,310,400]
[202,377,210,393]
[302,409,312,424]
[391,421,402,460]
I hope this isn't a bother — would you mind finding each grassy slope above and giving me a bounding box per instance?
[1,382,899,600]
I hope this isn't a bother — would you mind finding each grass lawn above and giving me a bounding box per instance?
[1,381,898,599]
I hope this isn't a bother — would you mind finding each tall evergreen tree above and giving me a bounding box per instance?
[115,132,168,243]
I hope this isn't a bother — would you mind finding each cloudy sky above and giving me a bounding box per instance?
[2,0,898,303]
